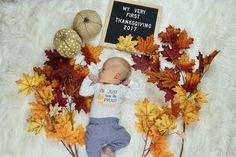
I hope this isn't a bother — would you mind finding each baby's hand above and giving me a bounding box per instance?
[122,79,130,86]
[88,74,98,83]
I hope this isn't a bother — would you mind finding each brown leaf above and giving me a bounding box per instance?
[135,35,159,55]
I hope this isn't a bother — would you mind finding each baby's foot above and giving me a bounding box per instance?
[102,146,115,157]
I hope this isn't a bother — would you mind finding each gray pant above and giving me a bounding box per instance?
[86,117,131,157]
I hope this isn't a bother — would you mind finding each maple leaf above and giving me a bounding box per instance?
[27,115,46,135]
[190,91,208,105]
[30,102,49,118]
[173,52,195,72]
[157,68,180,89]
[131,54,152,71]
[154,114,176,134]
[182,103,199,124]
[33,64,53,81]
[81,44,103,65]
[158,25,181,44]
[143,69,160,83]
[175,30,194,49]
[172,86,188,105]
[45,50,69,69]
[35,85,54,104]
[16,73,45,95]
[171,101,180,117]
[156,83,175,102]
[161,45,181,62]
[150,133,174,157]
[49,103,62,117]
[52,63,74,80]
[197,50,219,74]
[52,89,67,107]
[182,71,200,92]
[73,96,92,113]
[135,35,159,55]
[116,34,138,52]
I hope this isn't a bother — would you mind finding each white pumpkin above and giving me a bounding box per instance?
[73,10,102,41]
[53,28,82,58]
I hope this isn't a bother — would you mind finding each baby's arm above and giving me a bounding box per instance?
[122,80,140,100]
[79,75,95,96]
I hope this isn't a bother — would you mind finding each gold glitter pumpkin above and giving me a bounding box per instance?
[73,10,102,41]
[53,28,82,58]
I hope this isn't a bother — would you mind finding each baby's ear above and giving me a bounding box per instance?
[114,73,121,80]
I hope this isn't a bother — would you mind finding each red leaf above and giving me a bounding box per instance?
[52,89,67,107]
[161,45,181,62]
[156,83,175,102]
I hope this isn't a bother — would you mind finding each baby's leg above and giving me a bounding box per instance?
[107,125,131,152]
[86,125,106,157]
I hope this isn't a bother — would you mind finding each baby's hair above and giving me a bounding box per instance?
[104,57,131,82]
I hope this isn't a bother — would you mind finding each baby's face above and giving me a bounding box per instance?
[98,61,118,84]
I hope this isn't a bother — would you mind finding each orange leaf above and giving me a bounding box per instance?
[203,50,219,66]
[173,52,195,72]
[135,35,159,55]
[30,102,49,118]
[182,72,200,92]
[81,44,103,65]
[158,25,181,44]
[157,68,180,88]
[175,30,193,49]
[143,69,160,83]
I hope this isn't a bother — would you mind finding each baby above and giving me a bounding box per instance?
[79,57,140,157]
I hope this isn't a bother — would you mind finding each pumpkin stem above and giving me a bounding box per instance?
[84,17,89,23]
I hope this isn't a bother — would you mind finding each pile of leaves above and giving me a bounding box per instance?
[16,44,103,157]
[116,25,219,157]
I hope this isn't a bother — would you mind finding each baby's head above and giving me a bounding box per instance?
[98,57,131,84]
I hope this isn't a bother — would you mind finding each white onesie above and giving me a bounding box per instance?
[79,76,140,118]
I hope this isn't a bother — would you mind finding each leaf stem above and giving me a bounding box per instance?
[179,123,186,157]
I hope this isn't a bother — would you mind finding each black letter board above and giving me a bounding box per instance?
[100,0,162,51]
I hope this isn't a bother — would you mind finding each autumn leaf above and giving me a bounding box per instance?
[35,85,54,104]
[182,103,199,124]
[116,34,138,52]
[173,52,195,72]
[157,68,180,89]
[73,96,93,113]
[172,86,188,105]
[197,50,219,73]
[27,115,46,135]
[143,69,160,83]
[81,44,103,65]
[16,73,45,95]
[175,30,194,49]
[158,25,181,44]
[52,89,67,107]
[190,91,208,105]
[161,45,181,62]
[182,71,200,92]
[30,102,49,118]
[156,84,175,102]
[45,50,68,69]
[131,54,152,71]
[49,103,62,117]
[150,133,173,157]
[135,35,159,55]
[154,114,176,134]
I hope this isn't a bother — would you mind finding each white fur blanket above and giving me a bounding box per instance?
[1,0,236,157]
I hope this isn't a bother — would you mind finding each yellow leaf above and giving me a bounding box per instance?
[35,85,54,103]
[190,91,208,105]
[183,104,199,124]
[16,73,45,95]
[154,114,176,133]
[49,103,62,117]
[27,115,45,135]
[173,86,188,104]
[116,34,138,52]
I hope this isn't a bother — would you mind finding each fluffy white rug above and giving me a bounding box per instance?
[1,0,236,157]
